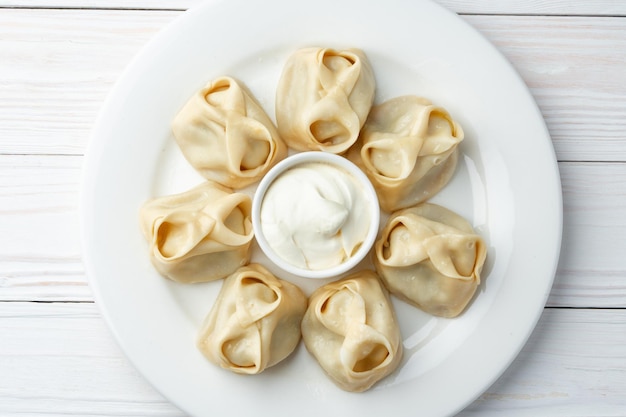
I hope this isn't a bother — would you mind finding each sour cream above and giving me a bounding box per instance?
[259,160,372,271]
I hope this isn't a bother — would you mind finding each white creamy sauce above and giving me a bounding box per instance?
[260,162,371,270]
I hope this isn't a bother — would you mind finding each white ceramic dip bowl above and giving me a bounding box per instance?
[252,152,380,279]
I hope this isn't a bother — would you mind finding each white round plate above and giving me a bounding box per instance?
[81,0,562,416]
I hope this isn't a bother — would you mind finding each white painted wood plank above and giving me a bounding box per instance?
[459,308,626,416]
[0,0,625,16]
[0,10,625,161]
[465,15,626,162]
[0,302,624,416]
[0,155,625,307]
[0,9,180,155]
[438,0,626,16]
[0,302,186,416]
[549,162,626,308]
[0,0,199,8]
[0,155,89,301]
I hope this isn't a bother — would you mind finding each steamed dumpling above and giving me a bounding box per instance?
[172,76,287,188]
[301,270,402,392]
[197,264,307,374]
[275,47,375,153]
[374,203,487,318]
[139,181,253,283]
[348,96,463,212]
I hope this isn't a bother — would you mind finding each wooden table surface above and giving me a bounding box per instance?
[1,1,625,416]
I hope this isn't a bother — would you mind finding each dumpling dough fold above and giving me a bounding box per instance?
[197,264,307,374]
[172,76,287,188]
[348,96,463,212]
[139,181,253,283]
[301,270,402,392]
[374,203,487,318]
[276,47,375,153]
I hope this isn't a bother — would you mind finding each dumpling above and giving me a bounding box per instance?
[197,264,307,374]
[139,181,253,283]
[172,76,287,188]
[373,203,487,318]
[347,96,463,212]
[301,270,402,392]
[275,47,375,154]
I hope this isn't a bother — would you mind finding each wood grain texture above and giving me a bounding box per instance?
[0,0,194,8]
[0,9,180,155]
[1,0,626,16]
[550,162,626,308]
[1,302,623,416]
[440,0,626,16]
[0,9,624,160]
[0,302,186,417]
[0,155,88,302]
[460,308,626,416]
[465,15,626,162]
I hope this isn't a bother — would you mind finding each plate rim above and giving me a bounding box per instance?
[80,0,563,416]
